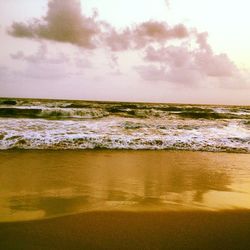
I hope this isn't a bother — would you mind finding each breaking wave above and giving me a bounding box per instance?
[0,98,249,152]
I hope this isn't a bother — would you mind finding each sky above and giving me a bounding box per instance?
[0,0,250,105]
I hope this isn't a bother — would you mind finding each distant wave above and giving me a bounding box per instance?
[0,98,249,152]
[0,98,249,120]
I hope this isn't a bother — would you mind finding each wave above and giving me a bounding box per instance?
[0,98,249,152]
[1,134,249,152]
[0,105,249,120]
[0,118,249,152]
[0,107,109,119]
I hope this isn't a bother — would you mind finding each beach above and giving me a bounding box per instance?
[1,210,250,250]
[0,150,250,249]
[1,0,250,247]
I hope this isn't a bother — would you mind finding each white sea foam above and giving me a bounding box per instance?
[0,116,249,152]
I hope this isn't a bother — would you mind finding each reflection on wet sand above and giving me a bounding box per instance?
[0,150,250,221]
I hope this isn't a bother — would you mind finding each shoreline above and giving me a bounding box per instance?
[1,210,250,249]
[1,148,249,154]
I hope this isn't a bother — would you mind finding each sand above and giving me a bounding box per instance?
[1,150,250,249]
[1,210,250,250]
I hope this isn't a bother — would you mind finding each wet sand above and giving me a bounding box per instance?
[0,150,250,249]
[1,210,250,250]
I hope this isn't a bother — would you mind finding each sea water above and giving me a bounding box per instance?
[0,98,249,152]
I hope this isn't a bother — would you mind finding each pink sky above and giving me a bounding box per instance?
[0,0,250,105]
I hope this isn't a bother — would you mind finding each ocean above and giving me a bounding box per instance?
[0,98,249,152]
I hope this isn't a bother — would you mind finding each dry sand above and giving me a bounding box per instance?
[1,210,250,250]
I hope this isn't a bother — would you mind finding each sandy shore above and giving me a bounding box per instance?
[1,150,250,249]
[1,210,250,250]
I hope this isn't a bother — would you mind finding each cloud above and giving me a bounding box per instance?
[9,22,35,38]
[10,43,69,64]
[9,0,100,49]
[74,56,92,68]
[135,65,168,81]
[9,0,189,51]
[145,45,192,67]
[135,22,188,42]
[196,32,212,52]
[7,0,249,89]
[101,26,132,51]
[8,43,83,81]
[137,32,244,87]
[195,52,237,77]
[165,0,171,9]
[102,21,189,51]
